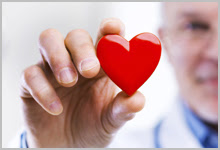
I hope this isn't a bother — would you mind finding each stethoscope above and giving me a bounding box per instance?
[154,120,163,148]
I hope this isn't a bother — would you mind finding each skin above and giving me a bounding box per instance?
[159,2,218,126]
[20,18,145,148]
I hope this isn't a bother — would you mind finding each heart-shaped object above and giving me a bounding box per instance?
[97,33,161,96]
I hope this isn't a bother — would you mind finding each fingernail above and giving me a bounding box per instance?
[49,100,63,115]
[59,67,76,84]
[80,58,99,72]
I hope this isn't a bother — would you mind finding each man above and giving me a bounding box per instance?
[13,2,218,148]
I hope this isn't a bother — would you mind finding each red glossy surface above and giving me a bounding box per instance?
[97,33,161,96]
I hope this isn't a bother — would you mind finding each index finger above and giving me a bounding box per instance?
[95,18,125,47]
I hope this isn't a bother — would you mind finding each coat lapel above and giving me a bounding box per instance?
[158,100,202,148]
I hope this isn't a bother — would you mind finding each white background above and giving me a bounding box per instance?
[2,2,178,147]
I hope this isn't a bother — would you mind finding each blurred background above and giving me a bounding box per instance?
[2,2,178,147]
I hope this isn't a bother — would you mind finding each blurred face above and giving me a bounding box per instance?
[159,2,218,123]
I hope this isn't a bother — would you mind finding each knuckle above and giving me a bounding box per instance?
[23,65,41,83]
[38,28,61,47]
[33,85,51,101]
[48,52,65,68]
[66,29,90,42]
[48,54,61,71]
[80,42,93,50]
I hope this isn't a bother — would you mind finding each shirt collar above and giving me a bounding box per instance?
[180,98,218,145]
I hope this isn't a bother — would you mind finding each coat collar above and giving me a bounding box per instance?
[157,99,202,148]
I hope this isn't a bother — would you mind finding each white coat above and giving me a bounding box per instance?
[8,100,202,148]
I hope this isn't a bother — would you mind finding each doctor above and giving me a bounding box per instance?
[14,2,217,148]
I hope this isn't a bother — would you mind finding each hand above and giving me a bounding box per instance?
[20,18,145,148]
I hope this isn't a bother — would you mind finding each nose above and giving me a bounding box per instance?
[203,31,218,61]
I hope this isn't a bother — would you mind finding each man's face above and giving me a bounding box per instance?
[159,2,218,123]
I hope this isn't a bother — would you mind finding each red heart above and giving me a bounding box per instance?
[97,33,161,96]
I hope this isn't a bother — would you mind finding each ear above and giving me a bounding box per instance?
[158,27,172,64]
[158,27,168,52]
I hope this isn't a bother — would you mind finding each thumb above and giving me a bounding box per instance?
[102,91,145,134]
